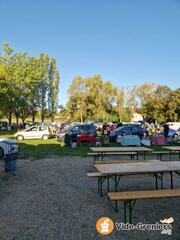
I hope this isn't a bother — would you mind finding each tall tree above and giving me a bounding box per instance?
[66,75,117,122]
[37,53,50,123]
[48,58,60,122]
[114,87,125,122]
[0,43,17,125]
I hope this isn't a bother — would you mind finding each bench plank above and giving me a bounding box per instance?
[95,160,160,164]
[86,172,101,177]
[88,152,137,156]
[108,189,180,201]
[152,151,169,154]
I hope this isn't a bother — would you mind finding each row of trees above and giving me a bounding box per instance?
[61,75,180,123]
[0,43,60,125]
[0,43,179,125]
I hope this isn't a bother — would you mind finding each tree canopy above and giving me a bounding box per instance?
[62,76,180,123]
[0,43,179,125]
[0,43,60,125]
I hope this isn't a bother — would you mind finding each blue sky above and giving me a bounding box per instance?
[0,0,180,105]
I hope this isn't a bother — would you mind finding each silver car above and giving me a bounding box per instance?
[14,126,53,140]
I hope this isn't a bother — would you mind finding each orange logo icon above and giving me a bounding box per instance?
[96,217,114,235]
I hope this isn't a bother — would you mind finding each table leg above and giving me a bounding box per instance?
[107,175,110,192]
[114,175,121,192]
[169,151,172,161]
[115,200,118,212]
[161,173,163,189]
[100,176,103,196]
[155,174,158,189]
[170,172,173,189]
[114,175,117,192]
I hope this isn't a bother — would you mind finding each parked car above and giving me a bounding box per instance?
[167,122,180,131]
[160,128,180,138]
[14,126,54,140]
[56,124,96,143]
[0,138,19,159]
[109,125,148,142]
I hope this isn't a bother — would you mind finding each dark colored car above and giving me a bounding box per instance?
[56,124,96,143]
[109,125,148,142]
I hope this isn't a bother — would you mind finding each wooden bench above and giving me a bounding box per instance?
[87,160,160,177]
[108,189,180,223]
[145,150,179,160]
[87,152,138,162]
[95,159,160,164]
[87,172,102,194]
[86,172,102,177]
[149,151,169,160]
[87,160,160,195]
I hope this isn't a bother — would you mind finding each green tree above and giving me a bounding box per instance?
[0,43,17,125]
[114,87,125,122]
[66,75,118,122]
[0,43,60,125]
[48,58,60,122]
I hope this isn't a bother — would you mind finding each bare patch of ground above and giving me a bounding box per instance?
[0,156,180,240]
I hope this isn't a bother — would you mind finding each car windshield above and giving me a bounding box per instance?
[39,126,48,131]
[26,127,37,132]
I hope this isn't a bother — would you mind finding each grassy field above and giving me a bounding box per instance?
[0,131,90,159]
[0,131,179,159]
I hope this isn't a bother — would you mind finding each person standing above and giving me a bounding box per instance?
[163,123,169,140]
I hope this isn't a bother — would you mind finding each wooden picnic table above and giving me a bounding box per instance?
[162,146,180,160]
[94,160,180,195]
[90,146,153,160]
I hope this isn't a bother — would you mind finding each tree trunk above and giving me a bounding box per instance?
[51,115,54,122]
[22,118,25,126]
[80,112,83,123]
[41,111,45,123]
[8,113,12,126]
[80,105,83,123]
[16,116,19,125]
[32,110,36,123]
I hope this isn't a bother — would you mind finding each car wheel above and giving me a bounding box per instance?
[16,135,24,141]
[172,134,178,139]
[42,135,48,140]
[0,147,4,160]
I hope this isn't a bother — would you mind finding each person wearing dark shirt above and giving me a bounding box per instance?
[163,123,169,139]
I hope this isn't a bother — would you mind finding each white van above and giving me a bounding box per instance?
[167,122,180,131]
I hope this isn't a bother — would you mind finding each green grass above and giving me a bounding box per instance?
[0,131,91,159]
[18,139,91,159]
[0,131,179,159]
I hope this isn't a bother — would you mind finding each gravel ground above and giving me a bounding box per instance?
[0,155,180,240]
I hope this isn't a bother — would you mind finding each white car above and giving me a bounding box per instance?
[167,122,180,131]
[0,138,19,159]
[14,126,53,140]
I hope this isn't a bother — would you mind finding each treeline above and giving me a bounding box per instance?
[61,75,180,123]
[0,43,60,125]
[0,43,179,125]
